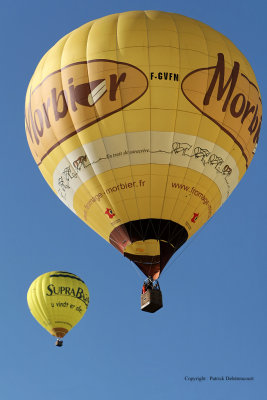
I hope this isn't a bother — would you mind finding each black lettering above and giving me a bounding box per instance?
[53,286,59,295]
[51,88,68,121]
[203,53,240,112]
[42,98,51,128]
[230,93,246,118]
[241,101,255,124]
[249,104,258,134]
[60,287,66,295]
[76,287,83,299]
[25,105,35,144]
[46,284,53,296]
[34,109,44,137]
[68,78,78,112]
[109,73,126,101]
[253,116,261,143]
[26,91,40,145]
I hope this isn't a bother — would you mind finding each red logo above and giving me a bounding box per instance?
[105,208,115,218]
[191,213,199,223]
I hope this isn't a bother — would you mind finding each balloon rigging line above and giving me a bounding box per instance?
[161,213,215,278]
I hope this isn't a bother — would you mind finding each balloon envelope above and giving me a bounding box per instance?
[25,11,262,279]
[27,271,89,338]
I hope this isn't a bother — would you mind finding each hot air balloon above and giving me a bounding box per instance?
[27,271,89,346]
[25,11,262,312]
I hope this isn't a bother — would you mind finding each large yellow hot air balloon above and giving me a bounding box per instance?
[25,11,262,282]
[27,271,89,345]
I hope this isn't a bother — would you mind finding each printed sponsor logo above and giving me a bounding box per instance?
[181,53,262,167]
[25,60,148,165]
[46,284,89,307]
[191,213,199,223]
[105,208,115,218]
[171,183,212,217]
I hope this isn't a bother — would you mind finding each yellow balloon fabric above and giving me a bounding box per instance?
[27,272,89,338]
[25,11,262,279]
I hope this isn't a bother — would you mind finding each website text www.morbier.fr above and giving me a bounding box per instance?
[171,182,212,217]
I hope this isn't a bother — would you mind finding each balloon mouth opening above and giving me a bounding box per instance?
[109,219,188,277]
[51,327,68,338]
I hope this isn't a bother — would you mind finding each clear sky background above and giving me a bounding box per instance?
[1,1,266,399]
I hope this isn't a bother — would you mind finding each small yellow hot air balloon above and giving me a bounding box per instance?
[27,271,89,346]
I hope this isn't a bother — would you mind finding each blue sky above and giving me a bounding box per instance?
[1,0,266,399]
